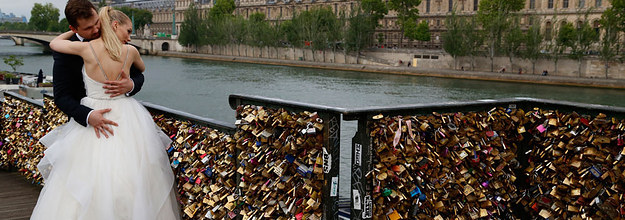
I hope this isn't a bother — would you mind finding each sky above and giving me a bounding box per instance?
[0,0,70,20]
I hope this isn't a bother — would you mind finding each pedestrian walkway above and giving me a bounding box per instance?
[0,170,41,220]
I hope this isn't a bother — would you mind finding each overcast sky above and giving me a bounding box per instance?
[0,0,70,20]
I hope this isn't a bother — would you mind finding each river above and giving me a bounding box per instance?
[3,38,625,198]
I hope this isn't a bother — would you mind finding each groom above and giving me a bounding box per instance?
[53,0,144,138]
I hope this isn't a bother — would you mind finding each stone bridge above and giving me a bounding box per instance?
[0,30,182,55]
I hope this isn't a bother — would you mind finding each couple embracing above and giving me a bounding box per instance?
[31,0,181,219]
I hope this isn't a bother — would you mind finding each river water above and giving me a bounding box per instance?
[3,39,625,198]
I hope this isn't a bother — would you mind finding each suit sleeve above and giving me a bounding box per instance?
[127,65,144,97]
[52,51,93,127]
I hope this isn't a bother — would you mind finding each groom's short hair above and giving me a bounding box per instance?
[65,0,97,28]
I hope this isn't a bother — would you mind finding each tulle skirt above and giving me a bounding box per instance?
[31,96,181,220]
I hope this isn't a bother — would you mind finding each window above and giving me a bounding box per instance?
[563,0,569,8]
[426,0,430,12]
[530,0,535,9]
[545,22,552,40]
[578,0,585,8]
[449,0,453,12]
[548,0,554,8]
[595,0,601,7]
[473,0,478,11]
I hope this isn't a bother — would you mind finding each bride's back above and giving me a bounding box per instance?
[82,39,131,83]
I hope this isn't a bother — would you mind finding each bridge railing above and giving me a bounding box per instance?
[2,92,625,219]
[342,97,625,219]
[228,94,345,220]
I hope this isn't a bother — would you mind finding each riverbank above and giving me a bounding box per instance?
[159,51,625,90]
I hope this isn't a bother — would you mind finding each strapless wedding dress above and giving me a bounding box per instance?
[30,67,180,220]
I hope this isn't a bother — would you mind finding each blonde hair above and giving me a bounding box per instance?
[98,6,130,61]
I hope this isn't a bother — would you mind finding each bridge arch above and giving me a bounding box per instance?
[161,42,170,51]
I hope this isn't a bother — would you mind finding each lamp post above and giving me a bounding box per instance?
[172,0,176,35]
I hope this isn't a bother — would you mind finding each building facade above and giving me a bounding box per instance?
[107,0,612,48]
[376,0,609,49]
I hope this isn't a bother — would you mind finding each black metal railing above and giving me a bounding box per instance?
[342,97,625,219]
[229,94,346,220]
[3,91,625,219]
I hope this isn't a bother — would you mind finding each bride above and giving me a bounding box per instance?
[31,6,180,220]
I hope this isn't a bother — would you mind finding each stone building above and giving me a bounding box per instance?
[231,0,611,49]
[376,0,610,49]
[99,0,612,48]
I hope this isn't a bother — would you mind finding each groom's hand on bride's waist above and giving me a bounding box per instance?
[103,70,134,98]
[88,108,119,139]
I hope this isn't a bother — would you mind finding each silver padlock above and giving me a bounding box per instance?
[300,122,316,135]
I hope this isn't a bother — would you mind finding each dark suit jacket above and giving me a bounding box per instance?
[52,34,145,127]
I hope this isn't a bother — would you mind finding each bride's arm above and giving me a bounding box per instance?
[50,31,87,56]
[129,46,145,72]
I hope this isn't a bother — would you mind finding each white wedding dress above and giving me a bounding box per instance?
[31,47,180,220]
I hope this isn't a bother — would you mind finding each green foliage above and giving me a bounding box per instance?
[116,7,153,32]
[361,0,388,22]
[567,13,598,76]
[503,16,524,60]
[599,5,622,77]
[29,3,60,31]
[0,22,33,31]
[98,1,107,8]
[246,13,272,48]
[557,22,576,49]
[442,11,467,60]
[521,17,544,74]
[345,10,376,52]
[3,55,24,72]
[477,0,525,71]
[57,18,69,32]
[612,0,625,32]
[387,0,421,39]
[209,0,236,18]
[179,3,206,49]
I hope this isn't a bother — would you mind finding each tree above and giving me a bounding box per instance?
[613,0,625,32]
[503,16,524,72]
[30,3,60,31]
[117,7,153,34]
[179,2,206,51]
[3,55,24,72]
[98,0,107,8]
[477,0,525,72]
[521,17,544,74]
[246,13,272,57]
[464,17,484,70]
[553,21,575,75]
[280,19,300,59]
[443,10,467,70]
[56,18,69,32]
[345,0,387,63]
[568,12,598,77]
[387,0,421,44]
[599,6,621,78]
[209,0,236,18]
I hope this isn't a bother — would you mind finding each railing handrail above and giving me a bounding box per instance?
[342,97,625,120]
[140,101,236,132]
[229,93,348,113]
[3,91,44,107]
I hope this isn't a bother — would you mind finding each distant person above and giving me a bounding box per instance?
[37,69,44,87]
[542,70,548,76]
[518,68,522,75]
[461,66,464,71]
[407,61,411,67]
[499,67,506,73]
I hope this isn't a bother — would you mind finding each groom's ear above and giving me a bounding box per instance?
[69,25,78,33]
